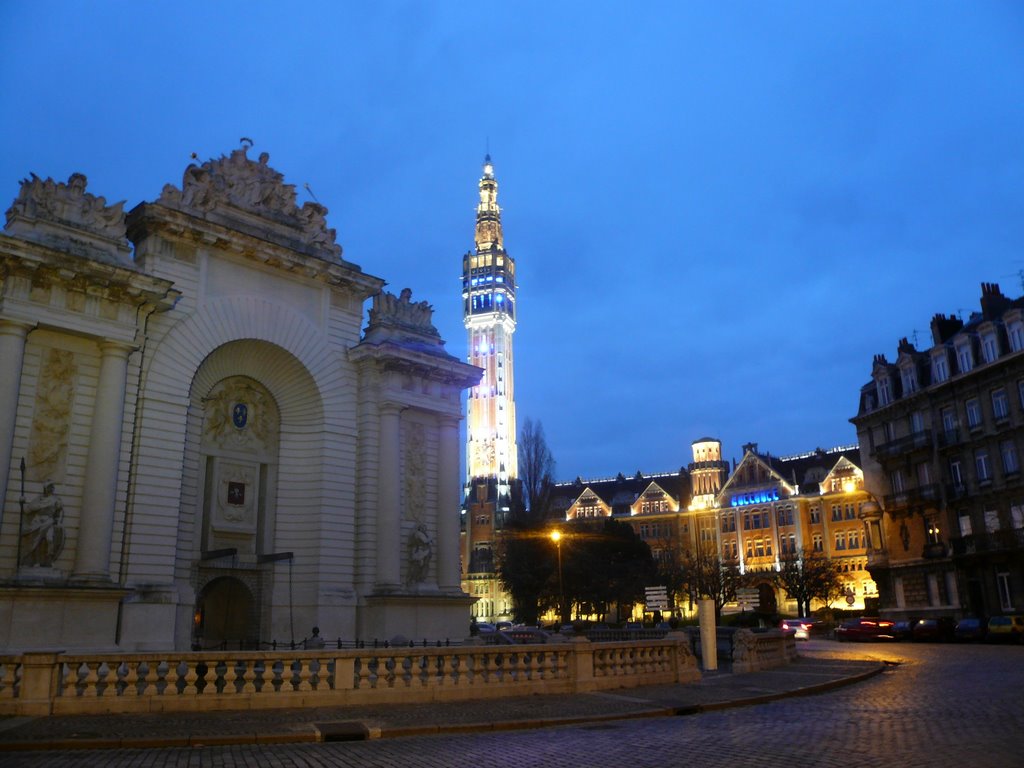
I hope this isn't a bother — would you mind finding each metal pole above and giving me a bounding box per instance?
[556,539,565,623]
[16,458,25,567]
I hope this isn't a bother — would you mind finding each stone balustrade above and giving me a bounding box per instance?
[731,628,797,674]
[0,634,705,716]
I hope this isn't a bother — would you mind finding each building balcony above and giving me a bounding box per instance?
[950,529,1024,557]
[874,430,933,460]
[883,484,941,512]
[937,428,962,449]
[946,483,969,501]
[922,542,948,559]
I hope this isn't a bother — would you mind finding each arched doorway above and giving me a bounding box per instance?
[193,576,255,649]
[756,581,778,614]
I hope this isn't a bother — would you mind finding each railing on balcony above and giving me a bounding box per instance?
[937,428,962,449]
[950,528,1024,557]
[922,542,948,559]
[884,484,941,510]
[874,430,933,459]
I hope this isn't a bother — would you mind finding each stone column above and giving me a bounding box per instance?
[375,403,403,589]
[436,416,461,591]
[0,320,33,515]
[72,340,133,583]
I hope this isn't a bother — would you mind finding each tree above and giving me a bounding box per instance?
[495,419,558,624]
[776,549,843,617]
[554,518,658,623]
[681,546,742,621]
[496,482,555,625]
[517,417,555,517]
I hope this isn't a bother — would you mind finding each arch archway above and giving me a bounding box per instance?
[194,576,255,649]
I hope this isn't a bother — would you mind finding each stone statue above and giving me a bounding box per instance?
[5,172,127,243]
[407,523,434,585]
[20,480,65,567]
[367,288,439,336]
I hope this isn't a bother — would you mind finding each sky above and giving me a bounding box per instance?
[2,2,1023,482]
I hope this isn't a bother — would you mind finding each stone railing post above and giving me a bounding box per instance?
[334,656,355,690]
[17,652,62,716]
[567,636,595,692]
[667,631,700,683]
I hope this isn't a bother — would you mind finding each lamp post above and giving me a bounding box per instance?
[550,529,565,623]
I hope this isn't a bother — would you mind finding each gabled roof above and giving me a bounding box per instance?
[554,469,690,513]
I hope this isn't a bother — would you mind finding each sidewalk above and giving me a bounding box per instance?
[0,655,888,752]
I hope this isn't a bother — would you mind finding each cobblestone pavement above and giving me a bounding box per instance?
[1,641,1021,767]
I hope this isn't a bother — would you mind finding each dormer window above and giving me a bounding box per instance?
[956,339,974,374]
[1009,319,1024,352]
[932,351,949,383]
[900,364,917,395]
[877,376,893,406]
[982,331,999,364]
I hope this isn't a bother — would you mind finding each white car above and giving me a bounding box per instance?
[780,618,818,640]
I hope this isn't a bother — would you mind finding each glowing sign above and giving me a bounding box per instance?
[731,488,780,507]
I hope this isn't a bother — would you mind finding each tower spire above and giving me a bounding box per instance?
[461,155,519,622]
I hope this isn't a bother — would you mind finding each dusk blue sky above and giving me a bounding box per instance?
[3,2,1023,481]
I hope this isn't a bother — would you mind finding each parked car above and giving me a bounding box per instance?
[499,627,552,644]
[495,621,513,631]
[910,617,955,642]
[780,618,818,640]
[892,620,914,641]
[474,621,496,634]
[836,617,896,641]
[987,615,1024,643]
[954,617,987,642]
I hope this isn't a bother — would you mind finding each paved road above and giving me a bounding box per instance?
[2,640,1021,767]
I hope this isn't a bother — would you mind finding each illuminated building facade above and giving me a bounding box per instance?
[852,282,1024,622]
[461,156,518,621]
[550,440,878,618]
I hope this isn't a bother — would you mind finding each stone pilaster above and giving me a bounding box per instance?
[436,416,461,592]
[0,320,33,513]
[72,340,133,583]
[375,403,403,589]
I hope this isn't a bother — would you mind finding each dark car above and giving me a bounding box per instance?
[910,617,955,642]
[779,618,819,640]
[954,617,987,642]
[836,617,896,641]
[892,620,914,641]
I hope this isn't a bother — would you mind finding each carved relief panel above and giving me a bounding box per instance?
[200,376,279,556]
[27,347,77,483]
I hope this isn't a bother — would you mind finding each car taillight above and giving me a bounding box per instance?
[880,621,893,628]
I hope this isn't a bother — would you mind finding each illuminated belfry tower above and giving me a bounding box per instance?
[462,155,518,619]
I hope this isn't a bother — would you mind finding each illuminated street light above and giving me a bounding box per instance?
[550,529,565,623]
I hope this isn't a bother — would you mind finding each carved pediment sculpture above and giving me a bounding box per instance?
[367,288,440,338]
[158,146,342,260]
[4,173,131,264]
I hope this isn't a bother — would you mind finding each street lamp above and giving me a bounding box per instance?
[550,529,565,623]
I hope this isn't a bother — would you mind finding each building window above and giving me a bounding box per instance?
[777,506,794,526]
[809,506,821,524]
[917,461,932,486]
[1011,321,1024,353]
[745,540,753,559]
[831,504,843,522]
[845,503,857,520]
[900,365,917,395]
[982,332,999,363]
[950,458,964,489]
[764,538,773,557]
[932,353,949,383]
[755,539,765,558]
[966,398,983,429]
[985,509,1000,533]
[848,530,860,549]
[925,518,941,544]
[834,532,846,550]
[992,389,1010,421]
[877,376,893,406]
[941,407,957,437]
[958,513,972,536]
[976,449,992,483]
[1001,440,1020,476]
[997,572,1013,612]
[890,469,905,494]
[910,410,925,434]
[957,342,974,374]
[812,534,823,552]
[1012,504,1024,530]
